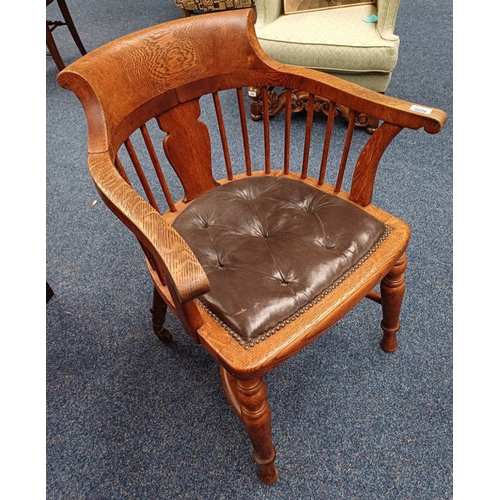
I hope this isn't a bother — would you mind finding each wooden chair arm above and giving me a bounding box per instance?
[88,153,210,304]
[274,66,448,135]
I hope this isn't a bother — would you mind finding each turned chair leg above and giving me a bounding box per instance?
[220,367,279,484]
[150,286,173,343]
[379,252,407,352]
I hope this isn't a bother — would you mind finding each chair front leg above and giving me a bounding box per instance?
[380,252,407,352]
[220,367,279,484]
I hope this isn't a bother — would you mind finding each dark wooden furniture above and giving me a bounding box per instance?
[248,85,381,132]
[173,0,254,17]
[46,0,87,71]
[58,9,447,483]
[46,282,54,303]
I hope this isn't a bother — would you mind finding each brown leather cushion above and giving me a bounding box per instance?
[173,176,389,348]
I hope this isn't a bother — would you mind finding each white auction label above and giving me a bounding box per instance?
[410,104,433,114]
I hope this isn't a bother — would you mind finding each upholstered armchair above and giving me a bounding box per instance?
[250,0,402,131]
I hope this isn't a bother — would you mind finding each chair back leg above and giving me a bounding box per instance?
[46,21,66,70]
[47,0,87,70]
[56,0,87,55]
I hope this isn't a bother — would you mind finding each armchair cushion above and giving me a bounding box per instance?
[173,176,390,348]
[256,5,399,75]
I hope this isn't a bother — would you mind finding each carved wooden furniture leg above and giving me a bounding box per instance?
[366,115,380,135]
[150,286,173,343]
[379,252,407,352]
[46,281,55,304]
[220,367,279,484]
[248,86,379,133]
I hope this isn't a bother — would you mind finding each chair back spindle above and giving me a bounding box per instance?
[114,156,132,186]
[301,93,315,179]
[139,124,177,212]
[236,87,253,176]
[261,87,271,174]
[283,88,292,175]
[212,92,234,181]
[334,110,357,192]
[124,138,161,212]
[317,101,336,186]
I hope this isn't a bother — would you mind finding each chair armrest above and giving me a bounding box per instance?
[376,0,402,41]
[282,65,447,134]
[88,153,210,304]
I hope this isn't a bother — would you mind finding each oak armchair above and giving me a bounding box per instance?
[58,9,447,484]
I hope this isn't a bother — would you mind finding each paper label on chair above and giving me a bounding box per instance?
[248,90,257,97]
[410,105,433,114]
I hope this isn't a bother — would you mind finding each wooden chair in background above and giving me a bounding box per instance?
[57,9,447,483]
[46,0,87,71]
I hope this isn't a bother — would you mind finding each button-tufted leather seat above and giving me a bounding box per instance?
[173,176,390,348]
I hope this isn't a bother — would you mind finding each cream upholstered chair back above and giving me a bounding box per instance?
[253,0,402,93]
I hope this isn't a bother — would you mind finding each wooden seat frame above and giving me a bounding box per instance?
[57,9,447,484]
